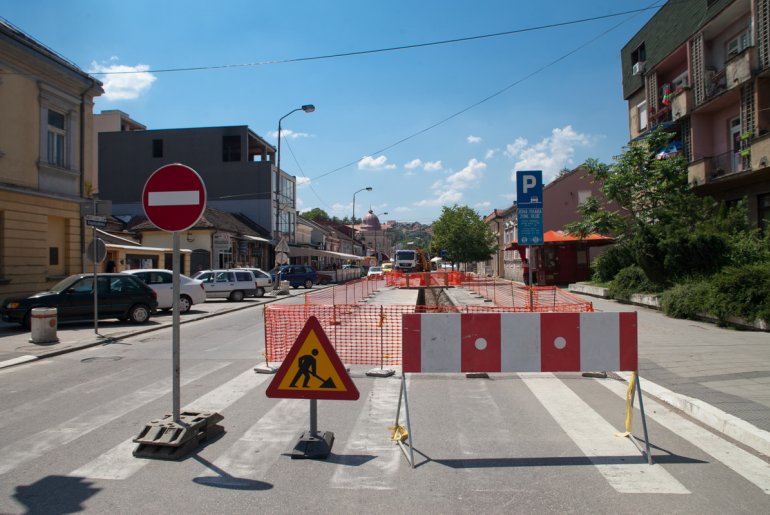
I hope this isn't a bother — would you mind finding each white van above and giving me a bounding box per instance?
[191,269,257,301]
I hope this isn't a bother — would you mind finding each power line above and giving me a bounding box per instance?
[74,6,662,76]
[309,1,665,183]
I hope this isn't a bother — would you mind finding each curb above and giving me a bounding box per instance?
[617,371,770,458]
[0,290,304,370]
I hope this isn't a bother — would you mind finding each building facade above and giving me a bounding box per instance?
[622,0,770,230]
[98,125,297,240]
[0,20,103,298]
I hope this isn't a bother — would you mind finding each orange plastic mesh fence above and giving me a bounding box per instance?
[264,304,426,366]
[300,277,387,305]
[385,271,469,287]
[460,275,593,312]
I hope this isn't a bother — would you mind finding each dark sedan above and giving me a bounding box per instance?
[1,273,158,329]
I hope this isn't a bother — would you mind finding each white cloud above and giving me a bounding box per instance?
[505,126,592,183]
[394,206,414,213]
[358,155,396,171]
[485,148,499,160]
[295,176,311,186]
[467,135,482,144]
[89,59,156,100]
[404,158,442,172]
[405,158,423,170]
[415,158,486,207]
[268,129,313,140]
[475,201,491,208]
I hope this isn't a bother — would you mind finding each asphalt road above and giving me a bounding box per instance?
[1,297,769,514]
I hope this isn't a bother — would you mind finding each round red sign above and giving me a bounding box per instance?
[142,164,207,232]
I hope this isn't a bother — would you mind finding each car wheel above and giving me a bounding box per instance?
[179,295,192,313]
[255,287,265,298]
[22,311,32,331]
[229,290,245,302]
[128,304,151,324]
[292,284,299,289]
[304,279,314,289]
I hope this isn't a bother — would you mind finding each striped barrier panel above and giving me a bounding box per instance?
[395,311,650,468]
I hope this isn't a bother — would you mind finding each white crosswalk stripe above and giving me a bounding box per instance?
[598,376,770,495]
[70,367,270,480]
[522,374,690,494]
[0,361,229,476]
[330,378,404,490]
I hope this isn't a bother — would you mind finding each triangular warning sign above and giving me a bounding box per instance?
[266,316,359,400]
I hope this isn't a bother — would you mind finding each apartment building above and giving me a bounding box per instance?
[0,20,103,298]
[98,125,296,241]
[622,0,770,229]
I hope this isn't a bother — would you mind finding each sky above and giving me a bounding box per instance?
[2,0,662,225]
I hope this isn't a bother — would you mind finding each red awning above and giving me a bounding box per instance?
[506,230,613,250]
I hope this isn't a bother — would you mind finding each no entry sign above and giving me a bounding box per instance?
[142,164,207,232]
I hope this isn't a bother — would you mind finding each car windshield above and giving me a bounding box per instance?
[49,275,83,293]
[369,267,382,273]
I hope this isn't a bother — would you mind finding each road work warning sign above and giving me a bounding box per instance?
[266,316,359,400]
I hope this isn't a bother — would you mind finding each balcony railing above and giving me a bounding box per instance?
[725,46,756,90]
[688,151,744,186]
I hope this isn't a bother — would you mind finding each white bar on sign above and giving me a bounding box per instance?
[500,313,541,372]
[148,191,199,206]
[421,313,461,372]
[580,312,619,371]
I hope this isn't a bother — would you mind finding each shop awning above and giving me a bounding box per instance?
[506,230,614,250]
[288,246,364,261]
[241,235,271,243]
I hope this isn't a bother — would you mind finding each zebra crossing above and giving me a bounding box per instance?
[2,362,770,503]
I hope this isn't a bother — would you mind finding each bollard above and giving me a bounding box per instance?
[30,307,58,343]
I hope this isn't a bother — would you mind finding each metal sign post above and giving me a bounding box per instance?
[172,231,181,421]
[516,170,543,304]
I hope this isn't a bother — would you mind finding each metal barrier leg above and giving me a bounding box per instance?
[635,373,653,465]
[393,374,414,468]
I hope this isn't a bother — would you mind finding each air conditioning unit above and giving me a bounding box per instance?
[632,61,646,76]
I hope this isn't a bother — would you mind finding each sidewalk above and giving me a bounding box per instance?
[0,288,310,368]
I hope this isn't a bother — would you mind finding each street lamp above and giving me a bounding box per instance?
[351,187,372,254]
[275,104,315,240]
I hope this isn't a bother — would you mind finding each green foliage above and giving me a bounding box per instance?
[659,230,729,281]
[301,207,330,222]
[592,245,634,282]
[707,263,770,324]
[727,230,770,267]
[430,205,498,264]
[660,281,715,320]
[608,265,661,301]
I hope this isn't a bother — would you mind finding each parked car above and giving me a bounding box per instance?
[123,269,205,313]
[191,269,257,301]
[0,273,158,329]
[381,262,394,273]
[367,266,384,278]
[269,265,318,289]
[232,267,272,297]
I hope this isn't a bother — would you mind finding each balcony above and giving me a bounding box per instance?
[725,46,756,90]
[671,87,692,120]
[749,132,770,170]
[688,151,743,186]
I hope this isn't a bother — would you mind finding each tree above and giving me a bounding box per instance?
[430,205,498,265]
[574,127,736,284]
[301,208,330,222]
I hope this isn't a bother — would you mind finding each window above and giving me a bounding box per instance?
[631,43,646,65]
[726,29,750,57]
[47,109,66,167]
[152,139,163,158]
[49,247,59,266]
[577,190,592,205]
[637,100,648,131]
[222,135,241,162]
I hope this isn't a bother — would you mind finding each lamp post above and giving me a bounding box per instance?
[351,186,372,255]
[275,104,315,241]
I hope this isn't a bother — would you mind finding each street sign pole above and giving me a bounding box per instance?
[172,231,181,423]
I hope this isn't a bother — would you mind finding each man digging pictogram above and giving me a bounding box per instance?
[289,349,336,388]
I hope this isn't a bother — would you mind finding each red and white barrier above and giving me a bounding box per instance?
[402,312,637,373]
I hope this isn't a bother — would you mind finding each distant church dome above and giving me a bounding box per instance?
[360,209,381,231]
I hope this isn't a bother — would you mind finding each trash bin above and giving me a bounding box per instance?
[30,307,58,343]
[279,280,290,292]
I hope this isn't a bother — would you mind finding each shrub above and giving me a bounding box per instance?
[661,232,729,281]
[608,265,661,301]
[660,281,715,320]
[707,263,770,324]
[727,231,770,267]
[592,245,634,283]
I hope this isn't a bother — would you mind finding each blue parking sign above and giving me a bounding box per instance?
[516,171,544,245]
